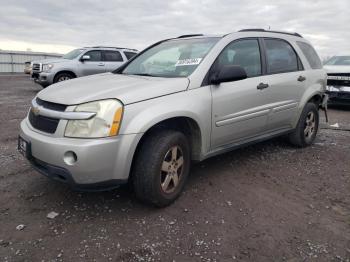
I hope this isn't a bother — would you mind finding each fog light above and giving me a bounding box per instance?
[63,151,77,166]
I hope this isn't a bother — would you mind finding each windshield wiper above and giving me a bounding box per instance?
[127,73,157,77]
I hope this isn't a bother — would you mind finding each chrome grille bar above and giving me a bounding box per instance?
[31,98,96,120]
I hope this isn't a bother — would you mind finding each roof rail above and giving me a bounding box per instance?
[90,46,138,51]
[177,34,204,38]
[238,29,302,38]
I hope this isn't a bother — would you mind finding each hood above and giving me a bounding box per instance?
[38,73,190,105]
[32,58,66,64]
[324,65,350,74]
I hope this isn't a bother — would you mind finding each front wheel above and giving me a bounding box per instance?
[132,130,191,207]
[288,102,319,147]
[53,72,74,83]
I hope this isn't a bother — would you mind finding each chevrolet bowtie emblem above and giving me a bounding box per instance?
[32,106,40,116]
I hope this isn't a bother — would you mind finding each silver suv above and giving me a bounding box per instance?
[19,29,327,207]
[31,46,138,87]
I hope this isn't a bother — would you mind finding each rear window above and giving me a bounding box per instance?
[297,42,322,69]
[124,51,137,60]
[104,51,123,62]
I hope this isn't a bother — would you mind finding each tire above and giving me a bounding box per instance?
[132,129,191,207]
[53,72,74,83]
[288,102,319,147]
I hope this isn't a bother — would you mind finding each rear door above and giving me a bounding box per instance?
[79,50,106,76]
[211,38,271,148]
[259,38,306,132]
[103,50,125,72]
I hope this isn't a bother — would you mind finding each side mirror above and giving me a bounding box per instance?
[211,65,247,85]
[80,55,90,62]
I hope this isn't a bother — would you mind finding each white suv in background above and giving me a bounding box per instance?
[31,47,138,87]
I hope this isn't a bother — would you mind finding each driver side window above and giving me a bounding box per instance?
[217,39,262,77]
[83,50,102,62]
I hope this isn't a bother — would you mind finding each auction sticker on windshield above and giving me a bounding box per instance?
[175,58,202,66]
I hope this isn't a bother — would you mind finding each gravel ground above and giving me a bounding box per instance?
[0,75,349,262]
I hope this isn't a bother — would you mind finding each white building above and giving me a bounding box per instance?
[0,50,62,73]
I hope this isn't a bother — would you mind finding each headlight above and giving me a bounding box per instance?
[65,99,123,138]
[42,64,54,72]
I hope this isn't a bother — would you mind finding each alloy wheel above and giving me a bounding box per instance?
[304,111,316,140]
[58,76,71,82]
[160,146,184,194]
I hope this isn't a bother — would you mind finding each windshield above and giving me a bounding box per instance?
[62,49,85,60]
[121,37,220,77]
[325,56,350,66]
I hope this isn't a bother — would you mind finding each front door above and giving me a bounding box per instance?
[79,50,106,76]
[211,38,271,148]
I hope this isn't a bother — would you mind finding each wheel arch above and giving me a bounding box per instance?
[307,93,322,107]
[293,90,324,127]
[53,70,77,82]
[134,116,203,162]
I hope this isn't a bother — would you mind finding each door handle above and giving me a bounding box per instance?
[98,63,105,66]
[257,83,269,90]
[298,76,306,82]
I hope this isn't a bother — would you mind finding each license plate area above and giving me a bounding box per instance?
[18,136,31,159]
[31,73,39,79]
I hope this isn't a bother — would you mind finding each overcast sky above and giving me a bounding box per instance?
[0,0,349,58]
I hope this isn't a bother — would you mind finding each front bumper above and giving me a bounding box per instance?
[31,71,54,87]
[20,119,142,190]
[326,86,350,105]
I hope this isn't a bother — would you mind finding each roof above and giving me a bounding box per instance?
[238,29,303,38]
[86,46,138,52]
[173,29,303,40]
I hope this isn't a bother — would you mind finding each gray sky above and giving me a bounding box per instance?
[0,0,349,58]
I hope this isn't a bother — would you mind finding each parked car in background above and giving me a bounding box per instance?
[31,47,138,87]
[19,30,327,207]
[24,61,32,74]
[324,55,350,105]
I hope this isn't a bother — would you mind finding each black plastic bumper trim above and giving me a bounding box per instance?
[29,157,127,192]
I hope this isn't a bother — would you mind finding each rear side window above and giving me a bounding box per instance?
[264,39,299,74]
[104,51,123,62]
[297,42,322,69]
[124,51,137,60]
[84,50,102,61]
[216,39,262,77]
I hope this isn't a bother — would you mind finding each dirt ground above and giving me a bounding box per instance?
[0,75,349,262]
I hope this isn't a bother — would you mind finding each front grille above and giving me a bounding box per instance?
[327,73,350,87]
[28,98,67,134]
[32,63,41,72]
[327,73,350,77]
[36,98,67,112]
[29,111,59,134]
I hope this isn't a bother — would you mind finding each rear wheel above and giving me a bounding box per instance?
[288,102,319,147]
[132,130,191,207]
[53,72,75,83]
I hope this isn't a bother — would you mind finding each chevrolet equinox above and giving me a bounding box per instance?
[19,29,327,207]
